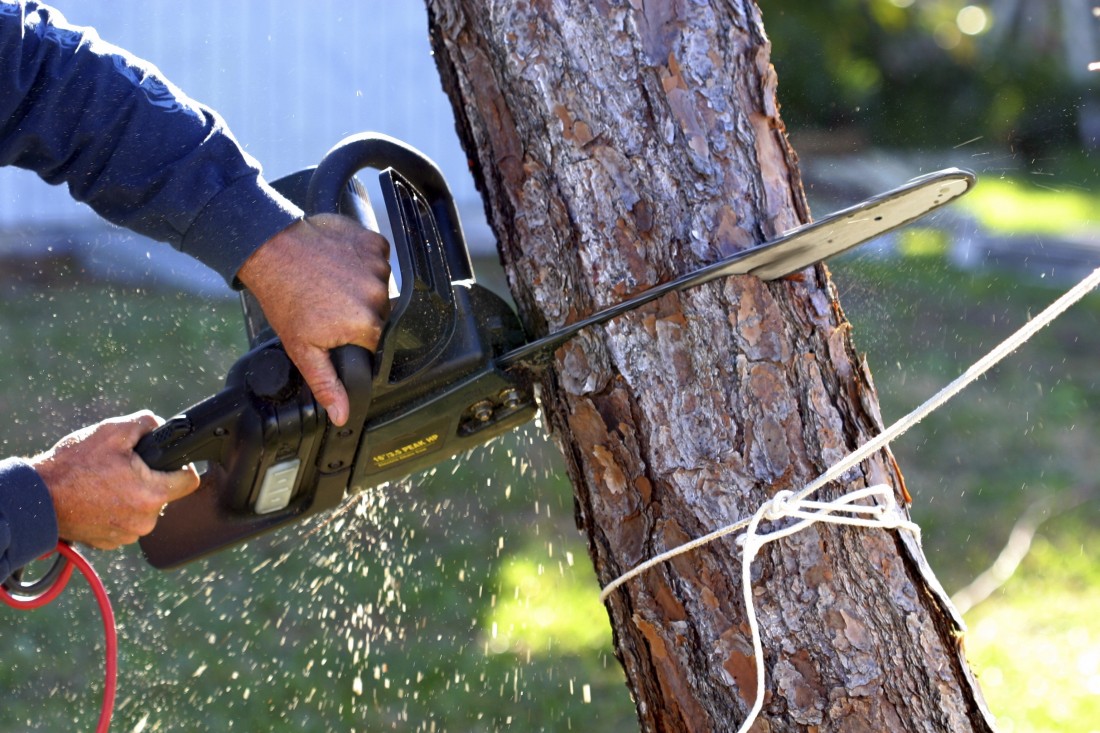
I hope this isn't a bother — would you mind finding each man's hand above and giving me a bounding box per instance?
[236,214,391,426]
[30,411,201,550]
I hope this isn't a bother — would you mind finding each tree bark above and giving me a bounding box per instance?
[426,1,997,730]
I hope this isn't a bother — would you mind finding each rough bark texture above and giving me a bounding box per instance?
[426,1,997,731]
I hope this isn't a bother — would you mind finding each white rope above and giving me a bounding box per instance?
[597,265,1100,728]
[734,484,920,733]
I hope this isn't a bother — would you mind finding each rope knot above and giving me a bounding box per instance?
[763,490,796,522]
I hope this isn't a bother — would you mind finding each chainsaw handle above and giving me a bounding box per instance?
[303,135,420,429]
[135,393,242,472]
[305,131,474,282]
[134,416,195,470]
[330,344,373,425]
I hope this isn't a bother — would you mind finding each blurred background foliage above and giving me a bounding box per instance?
[767,0,1097,155]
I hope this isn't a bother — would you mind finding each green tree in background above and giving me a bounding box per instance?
[766,0,1097,153]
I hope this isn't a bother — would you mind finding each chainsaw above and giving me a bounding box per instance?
[136,132,974,569]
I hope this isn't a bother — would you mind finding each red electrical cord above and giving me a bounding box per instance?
[1,542,117,733]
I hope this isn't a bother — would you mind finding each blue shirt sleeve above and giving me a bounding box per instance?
[0,457,58,582]
[0,0,303,286]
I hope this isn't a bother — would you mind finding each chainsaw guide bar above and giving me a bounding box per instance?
[137,132,974,569]
[499,167,974,369]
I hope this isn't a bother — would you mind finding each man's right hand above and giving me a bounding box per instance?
[30,411,201,550]
[236,214,392,427]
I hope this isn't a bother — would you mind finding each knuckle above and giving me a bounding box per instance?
[369,278,391,304]
[312,380,340,403]
[132,487,165,515]
[130,409,162,428]
[99,527,130,550]
[123,506,159,537]
[140,495,165,517]
[370,232,391,258]
[135,517,158,538]
[366,322,385,349]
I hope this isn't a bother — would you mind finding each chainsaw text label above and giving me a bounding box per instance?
[371,433,442,468]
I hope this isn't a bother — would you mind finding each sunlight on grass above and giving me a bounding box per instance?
[965,534,1100,733]
[484,550,612,656]
[897,226,950,257]
[961,177,1100,235]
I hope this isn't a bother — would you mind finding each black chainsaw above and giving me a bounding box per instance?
[137,132,975,569]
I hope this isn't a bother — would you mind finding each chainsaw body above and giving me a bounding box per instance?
[138,134,536,569]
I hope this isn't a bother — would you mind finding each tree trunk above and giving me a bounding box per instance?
[426,1,997,730]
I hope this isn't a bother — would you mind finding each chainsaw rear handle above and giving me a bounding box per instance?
[134,350,370,480]
[135,393,245,472]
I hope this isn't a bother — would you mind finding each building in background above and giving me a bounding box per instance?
[0,1,494,294]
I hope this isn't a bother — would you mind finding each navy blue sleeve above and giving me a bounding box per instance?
[0,457,58,582]
[0,0,303,286]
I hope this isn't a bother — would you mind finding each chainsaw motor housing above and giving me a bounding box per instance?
[137,133,537,569]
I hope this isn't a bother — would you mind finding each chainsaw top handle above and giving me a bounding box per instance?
[307,131,474,283]
[307,133,480,392]
[300,135,444,432]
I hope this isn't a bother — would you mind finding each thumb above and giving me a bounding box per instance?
[130,448,201,503]
[161,465,203,503]
[291,345,350,426]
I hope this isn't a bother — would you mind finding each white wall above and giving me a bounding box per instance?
[0,1,495,270]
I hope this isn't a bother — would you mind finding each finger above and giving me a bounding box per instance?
[118,409,162,437]
[85,537,126,552]
[84,523,139,550]
[330,296,390,353]
[291,345,350,426]
[358,229,392,268]
[104,411,164,453]
[130,448,200,498]
[161,464,202,502]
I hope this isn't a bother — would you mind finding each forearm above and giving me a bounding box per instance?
[0,457,58,582]
[0,1,301,285]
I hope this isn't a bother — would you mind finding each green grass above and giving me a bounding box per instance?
[960,176,1100,236]
[0,278,635,731]
[965,530,1100,733]
[3,214,1100,731]
[835,249,1100,588]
